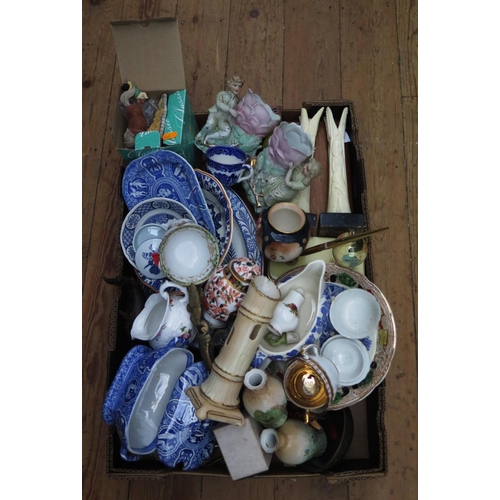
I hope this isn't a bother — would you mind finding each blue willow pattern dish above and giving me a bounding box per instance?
[223,188,263,269]
[120,197,197,270]
[195,169,233,265]
[122,150,216,236]
[101,337,192,462]
[156,362,216,471]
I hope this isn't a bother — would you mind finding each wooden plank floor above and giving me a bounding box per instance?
[82,1,418,498]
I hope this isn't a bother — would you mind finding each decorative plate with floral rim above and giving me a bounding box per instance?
[195,169,233,265]
[275,262,396,411]
[122,150,216,236]
[223,188,263,269]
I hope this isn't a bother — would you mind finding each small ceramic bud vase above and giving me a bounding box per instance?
[268,288,305,337]
[242,368,288,429]
[260,419,327,465]
[203,258,262,327]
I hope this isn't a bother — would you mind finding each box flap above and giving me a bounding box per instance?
[110,17,186,92]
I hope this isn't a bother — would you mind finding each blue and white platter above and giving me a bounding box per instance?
[122,150,216,236]
[156,362,216,471]
[223,188,263,269]
[120,197,197,270]
[195,169,233,265]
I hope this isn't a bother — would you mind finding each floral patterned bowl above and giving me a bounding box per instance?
[102,338,193,461]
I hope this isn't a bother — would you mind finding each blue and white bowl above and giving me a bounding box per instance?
[102,337,193,461]
[156,362,216,471]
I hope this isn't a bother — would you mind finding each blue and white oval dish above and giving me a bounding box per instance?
[156,361,216,470]
[102,337,193,461]
[122,150,216,236]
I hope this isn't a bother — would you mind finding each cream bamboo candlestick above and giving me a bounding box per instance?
[186,275,281,426]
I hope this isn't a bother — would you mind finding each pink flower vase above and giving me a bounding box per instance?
[231,89,281,138]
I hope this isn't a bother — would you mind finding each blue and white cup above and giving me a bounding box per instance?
[205,146,253,187]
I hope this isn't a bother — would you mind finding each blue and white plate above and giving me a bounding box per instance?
[120,197,197,270]
[223,188,262,269]
[156,362,216,471]
[122,150,216,236]
[195,169,233,265]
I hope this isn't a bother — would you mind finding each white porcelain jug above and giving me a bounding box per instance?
[130,280,195,349]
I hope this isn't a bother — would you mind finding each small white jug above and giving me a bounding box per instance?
[130,280,195,349]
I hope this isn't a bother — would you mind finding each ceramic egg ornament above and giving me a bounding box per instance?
[332,233,368,269]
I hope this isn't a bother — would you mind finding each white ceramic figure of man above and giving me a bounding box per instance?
[202,75,244,143]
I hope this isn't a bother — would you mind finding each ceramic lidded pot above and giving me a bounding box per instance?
[260,418,327,465]
[203,257,261,327]
[261,202,310,262]
[242,368,288,429]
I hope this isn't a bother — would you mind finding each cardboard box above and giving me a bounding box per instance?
[104,103,387,482]
[110,18,202,167]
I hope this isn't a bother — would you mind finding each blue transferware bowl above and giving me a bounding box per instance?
[156,361,216,471]
[102,337,193,461]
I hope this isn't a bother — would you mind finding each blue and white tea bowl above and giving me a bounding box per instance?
[102,337,193,461]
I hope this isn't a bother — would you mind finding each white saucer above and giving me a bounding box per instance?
[320,336,371,386]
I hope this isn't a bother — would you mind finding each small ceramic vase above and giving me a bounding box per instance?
[242,368,288,429]
[268,288,305,337]
[261,202,310,262]
[130,280,195,348]
[260,419,327,465]
[203,257,261,327]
